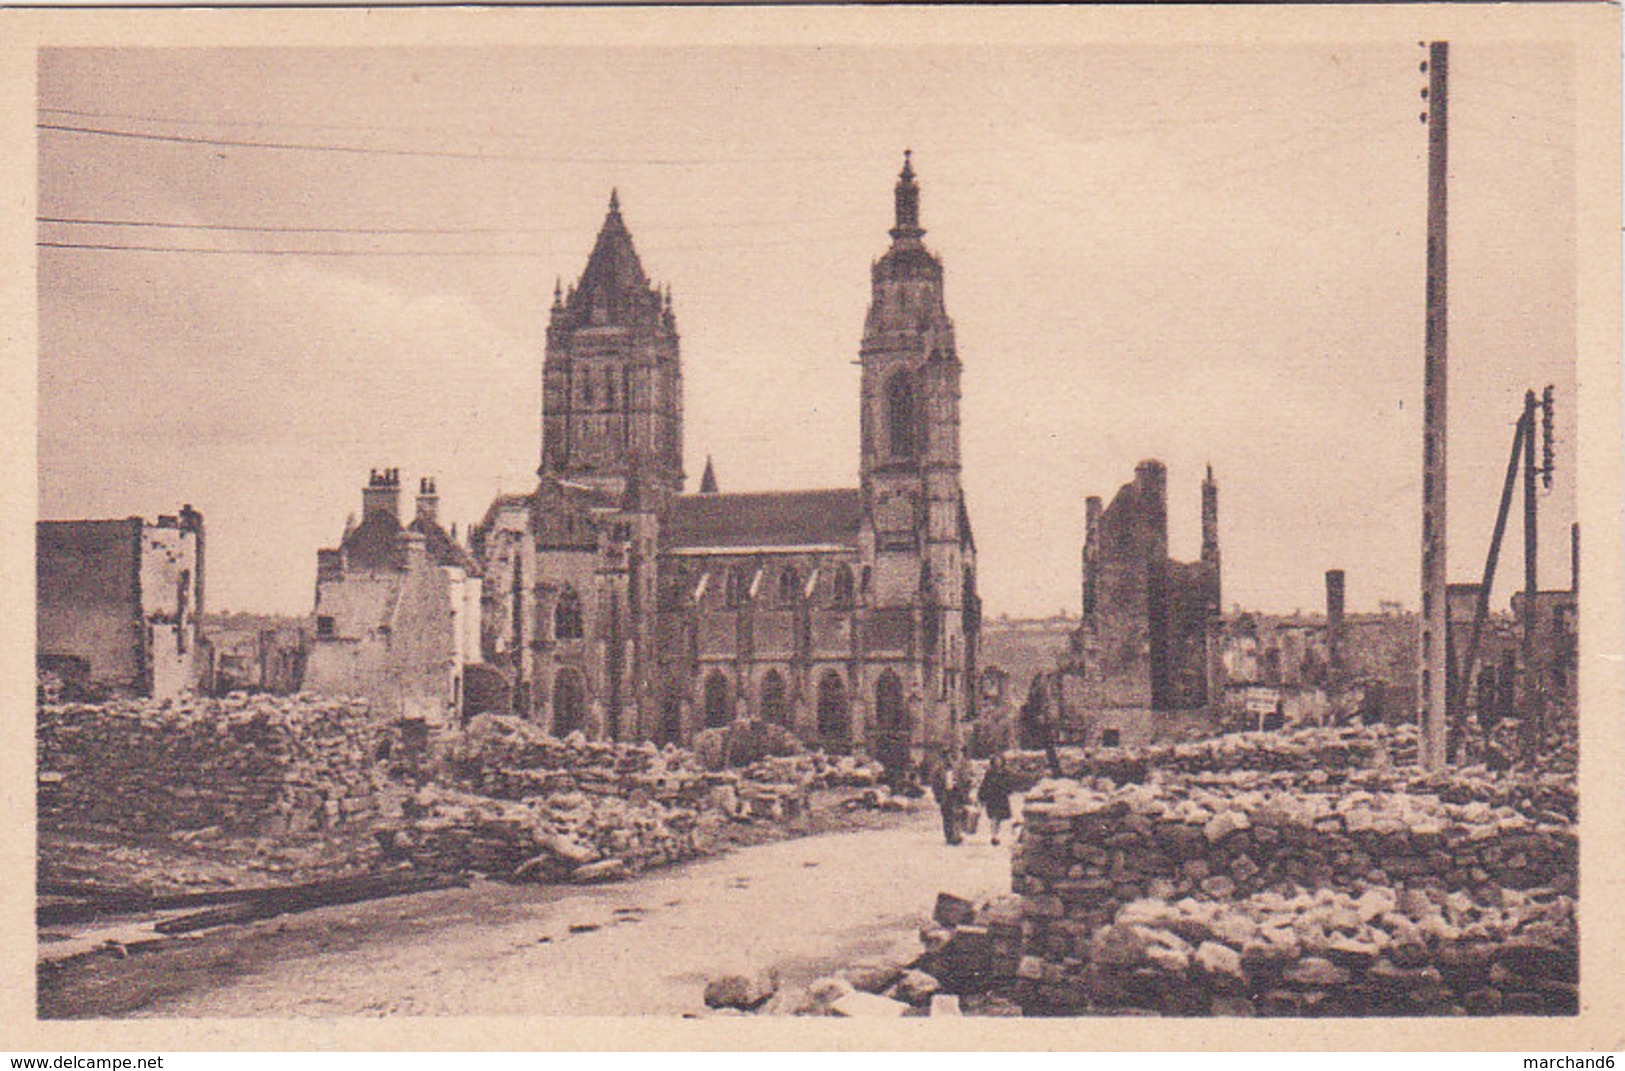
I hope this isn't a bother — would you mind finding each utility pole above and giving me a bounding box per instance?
[1519,387,1556,761]
[1419,40,1451,770]
[1520,389,1538,760]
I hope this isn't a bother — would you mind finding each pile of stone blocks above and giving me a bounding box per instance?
[1005,749,1577,1017]
[38,694,390,837]
[1014,772,1574,929]
[1005,723,1422,787]
[1014,885,1574,1016]
[446,714,717,806]
[378,782,702,883]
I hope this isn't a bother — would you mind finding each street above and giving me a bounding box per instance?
[47,805,1012,1018]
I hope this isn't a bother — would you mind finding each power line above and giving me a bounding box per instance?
[36,210,871,236]
[38,234,817,257]
[37,241,548,257]
[39,105,551,142]
[38,121,735,165]
[39,216,531,236]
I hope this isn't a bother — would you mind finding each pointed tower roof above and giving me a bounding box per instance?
[699,455,719,494]
[551,189,667,333]
[890,149,925,242]
[578,188,649,298]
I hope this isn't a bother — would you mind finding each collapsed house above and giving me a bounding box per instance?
[36,507,205,700]
[1032,461,1221,747]
[304,470,482,725]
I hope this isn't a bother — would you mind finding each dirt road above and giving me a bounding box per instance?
[47,804,1012,1018]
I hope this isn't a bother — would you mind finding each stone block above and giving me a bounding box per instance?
[830,991,910,1018]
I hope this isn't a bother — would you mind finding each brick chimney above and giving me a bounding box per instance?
[416,476,439,526]
[1325,569,1346,677]
[362,467,401,520]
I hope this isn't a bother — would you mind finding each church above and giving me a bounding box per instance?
[469,154,980,774]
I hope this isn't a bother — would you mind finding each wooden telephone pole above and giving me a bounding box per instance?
[1419,41,1451,770]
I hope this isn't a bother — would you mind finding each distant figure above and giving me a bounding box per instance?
[932,756,967,846]
[1263,698,1286,732]
[978,753,1015,846]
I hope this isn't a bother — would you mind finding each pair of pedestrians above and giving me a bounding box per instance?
[932,753,1015,846]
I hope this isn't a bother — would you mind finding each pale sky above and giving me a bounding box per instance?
[36,43,1577,618]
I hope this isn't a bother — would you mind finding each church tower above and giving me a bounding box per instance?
[541,190,684,500]
[859,153,977,752]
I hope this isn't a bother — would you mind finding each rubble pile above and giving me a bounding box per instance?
[1005,764,1576,1016]
[378,783,702,882]
[1011,886,1575,1017]
[383,715,889,882]
[1005,724,1421,786]
[38,695,389,837]
[1014,774,1574,929]
[736,752,885,790]
[446,715,714,805]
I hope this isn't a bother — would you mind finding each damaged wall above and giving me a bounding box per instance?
[1073,461,1219,716]
[37,508,204,699]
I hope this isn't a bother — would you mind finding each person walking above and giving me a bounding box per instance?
[932,755,966,845]
[978,753,1015,846]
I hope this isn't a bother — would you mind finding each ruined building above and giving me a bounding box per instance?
[1070,460,1221,715]
[305,470,482,724]
[472,155,980,774]
[36,506,205,700]
[1208,572,1419,730]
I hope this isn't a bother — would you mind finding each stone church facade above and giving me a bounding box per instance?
[471,155,981,772]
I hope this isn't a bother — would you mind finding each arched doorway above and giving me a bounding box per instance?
[816,670,849,752]
[462,663,511,721]
[704,670,732,729]
[760,669,789,726]
[660,694,684,745]
[553,668,585,737]
[874,669,909,778]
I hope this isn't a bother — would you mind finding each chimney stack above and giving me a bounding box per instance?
[1083,495,1103,621]
[362,467,401,520]
[416,476,439,526]
[1325,569,1346,629]
[1326,569,1346,678]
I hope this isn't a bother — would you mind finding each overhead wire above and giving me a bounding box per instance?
[37,121,728,164]
[36,210,871,236]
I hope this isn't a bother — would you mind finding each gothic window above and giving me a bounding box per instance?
[832,565,855,609]
[554,586,584,640]
[704,670,732,729]
[659,567,688,612]
[777,566,801,607]
[553,669,586,736]
[726,565,749,608]
[887,371,921,460]
[760,670,789,726]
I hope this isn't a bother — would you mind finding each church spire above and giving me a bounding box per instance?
[699,455,718,494]
[890,149,923,242]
